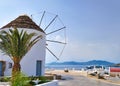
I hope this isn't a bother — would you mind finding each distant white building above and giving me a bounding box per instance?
[0,15,46,76]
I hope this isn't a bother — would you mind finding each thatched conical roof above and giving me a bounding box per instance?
[1,15,44,33]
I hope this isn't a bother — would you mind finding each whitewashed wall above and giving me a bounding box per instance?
[0,28,46,76]
[35,80,58,86]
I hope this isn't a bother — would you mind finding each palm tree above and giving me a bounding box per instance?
[0,28,42,75]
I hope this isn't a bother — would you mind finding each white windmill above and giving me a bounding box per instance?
[0,11,66,76]
[31,11,67,61]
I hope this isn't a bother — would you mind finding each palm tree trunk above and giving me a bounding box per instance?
[12,57,21,75]
[11,57,21,84]
[11,59,21,86]
[12,63,21,72]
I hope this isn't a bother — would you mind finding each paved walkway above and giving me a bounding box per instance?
[59,75,120,86]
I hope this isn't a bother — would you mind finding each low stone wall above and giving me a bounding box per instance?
[110,67,120,77]
[35,80,58,86]
[45,74,61,80]
[0,82,10,86]
[110,72,120,77]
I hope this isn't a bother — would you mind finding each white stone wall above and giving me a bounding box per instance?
[0,28,46,76]
[35,80,58,86]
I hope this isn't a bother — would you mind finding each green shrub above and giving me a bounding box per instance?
[29,76,50,85]
[0,75,50,85]
[11,72,29,86]
[0,77,11,82]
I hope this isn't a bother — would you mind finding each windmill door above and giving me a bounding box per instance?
[0,62,2,76]
[36,60,42,76]
[0,61,5,76]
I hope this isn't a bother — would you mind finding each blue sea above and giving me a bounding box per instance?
[45,64,90,70]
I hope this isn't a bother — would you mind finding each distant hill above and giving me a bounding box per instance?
[112,63,120,67]
[47,60,114,66]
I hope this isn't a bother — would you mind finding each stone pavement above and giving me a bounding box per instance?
[59,75,120,86]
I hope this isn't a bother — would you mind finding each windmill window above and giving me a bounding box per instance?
[9,62,12,68]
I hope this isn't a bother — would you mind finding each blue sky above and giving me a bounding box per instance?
[0,0,120,63]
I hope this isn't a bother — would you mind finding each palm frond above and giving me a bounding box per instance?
[0,28,42,61]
